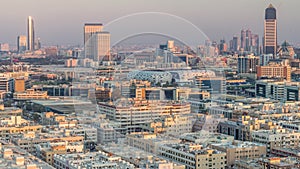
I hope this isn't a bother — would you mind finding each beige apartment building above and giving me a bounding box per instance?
[126,132,180,154]
[211,141,266,167]
[98,99,191,134]
[14,89,48,100]
[251,128,300,154]
[159,143,226,169]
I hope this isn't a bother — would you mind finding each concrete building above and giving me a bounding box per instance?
[285,83,300,101]
[90,32,110,61]
[84,23,111,62]
[0,43,9,52]
[256,80,300,101]
[192,114,227,133]
[238,55,259,73]
[256,80,285,101]
[13,89,48,100]
[98,99,190,134]
[211,140,266,167]
[64,125,97,149]
[158,143,226,169]
[235,157,300,169]
[64,59,78,67]
[0,74,14,92]
[36,141,84,166]
[14,78,26,93]
[0,105,22,116]
[271,147,300,159]
[125,132,180,154]
[193,76,226,95]
[141,114,197,136]
[260,54,273,66]
[218,116,276,141]
[84,23,103,45]
[0,116,42,141]
[53,151,135,169]
[17,35,27,53]
[93,120,117,144]
[257,62,291,81]
[180,132,234,145]
[138,158,186,169]
[251,128,300,154]
[0,143,53,169]
[259,157,300,169]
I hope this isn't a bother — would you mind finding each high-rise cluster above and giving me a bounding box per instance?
[228,29,259,55]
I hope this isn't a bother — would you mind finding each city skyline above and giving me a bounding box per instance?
[0,0,299,46]
[1,1,300,168]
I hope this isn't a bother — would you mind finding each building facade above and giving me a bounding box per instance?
[264,4,277,57]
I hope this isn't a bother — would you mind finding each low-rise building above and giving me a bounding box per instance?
[125,132,180,154]
[93,120,117,144]
[258,157,300,169]
[36,141,84,165]
[257,62,291,81]
[98,99,191,134]
[0,116,42,141]
[271,147,300,159]
[53,151,135,169]
[14,89,49,100]
[251,128,300,154]
[158,143,227,169]
[141,114,197,136]
[211,140,266,167]
[235,157,300,168]
[0,142,53,169]
[193,114,227,133]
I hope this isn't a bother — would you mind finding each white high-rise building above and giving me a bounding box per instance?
[90,32,110,62]
[27,16,35,51]
[83,23,110,61]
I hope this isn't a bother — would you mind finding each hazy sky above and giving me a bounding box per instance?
[1,0,299,47]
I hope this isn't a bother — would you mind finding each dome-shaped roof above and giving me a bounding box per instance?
[281,41,290,47]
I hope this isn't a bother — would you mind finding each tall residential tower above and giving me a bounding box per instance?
[264,4,277,57]
[84,23,103,60]
[27,16,35,51]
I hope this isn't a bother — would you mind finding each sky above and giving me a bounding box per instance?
[0,0,299,47]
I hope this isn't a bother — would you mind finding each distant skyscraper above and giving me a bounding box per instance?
[241,29,246,50]
[251,34,260,55]
[17,35,27,53]
[35,38,41,50]
[245,29,252,51]
[232,36,239,52]
[27,16,35,51]
[84,23,103,59]
[264,4,277,57]
[219,39,227,53]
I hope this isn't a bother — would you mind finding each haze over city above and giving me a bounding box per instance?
[1,0,300,46]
